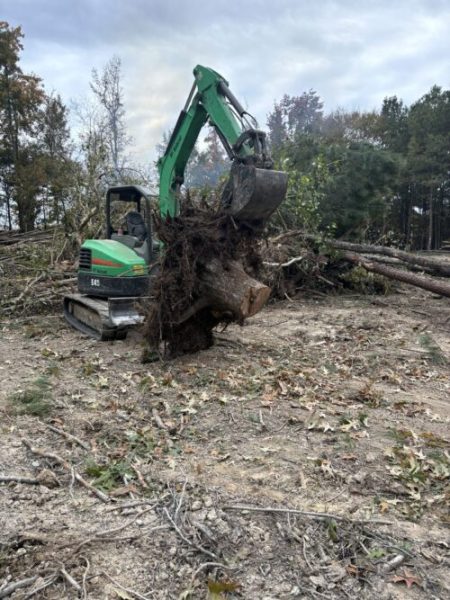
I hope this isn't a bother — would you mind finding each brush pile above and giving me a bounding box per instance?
[144,199,266,356]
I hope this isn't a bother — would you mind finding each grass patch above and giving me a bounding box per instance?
[9,376,53,417]
[418,333,447,366]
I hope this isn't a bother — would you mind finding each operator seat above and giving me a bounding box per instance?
[112,211,156,263]
[126,211,148,241]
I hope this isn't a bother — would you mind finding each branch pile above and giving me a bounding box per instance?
[261,231,450,299]
[0,234,76,318]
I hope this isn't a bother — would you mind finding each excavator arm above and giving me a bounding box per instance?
[157,65,287,223]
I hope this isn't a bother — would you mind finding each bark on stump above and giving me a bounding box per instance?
[198,258,271,320]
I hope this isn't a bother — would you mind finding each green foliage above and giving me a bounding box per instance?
[9,375,53,416]
[340,265,392,295]
[266,83,450,248]
[85,459,133,491]
[126,430,156,457]
[276,153,329,232]
[0,21,74,232]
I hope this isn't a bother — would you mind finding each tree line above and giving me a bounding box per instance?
[0,21,140,238]
[267,88,450,249]
[1,21,449,251]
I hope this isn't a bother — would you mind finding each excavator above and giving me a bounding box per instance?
[64,65,287,340]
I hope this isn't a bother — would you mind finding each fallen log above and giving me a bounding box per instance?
[0,227,59,246]
[323,238,450,277]
[342,251,450,298]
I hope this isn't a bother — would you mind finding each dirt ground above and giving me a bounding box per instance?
[0,288,449,599]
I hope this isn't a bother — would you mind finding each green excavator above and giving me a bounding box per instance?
[64,65,287,340]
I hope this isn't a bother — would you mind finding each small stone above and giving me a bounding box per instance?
[214,518,231,536]
[309,574,327,589]
[206,508,217,521]
[366,452,377,463]
[196,509,208,521]
[36,469,59,488]
[328,564,347,582]
[204,497,213,508]
[16,548,26,556]
[191,500,202,511]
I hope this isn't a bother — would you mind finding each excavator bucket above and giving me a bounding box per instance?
[224,164,288,224]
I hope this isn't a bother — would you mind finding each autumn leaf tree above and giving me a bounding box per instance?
[0,21,46,231]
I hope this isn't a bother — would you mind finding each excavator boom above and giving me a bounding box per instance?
[158,65,287,224]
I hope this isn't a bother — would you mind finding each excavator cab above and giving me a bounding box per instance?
[106,185,156,263]
[64,185,157,340]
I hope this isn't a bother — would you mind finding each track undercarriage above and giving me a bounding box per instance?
[63,294,144,341]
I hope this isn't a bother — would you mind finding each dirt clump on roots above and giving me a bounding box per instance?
[143,197,262,357]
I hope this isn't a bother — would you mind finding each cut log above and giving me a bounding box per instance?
[199,258,271,320]
[342,252,450,298]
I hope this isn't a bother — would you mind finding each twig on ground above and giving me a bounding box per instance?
[174,478,188,522]
[72,506,156,552]
[325,488,346,504]
[23,574,59,599]
[163,507,217,560]
[100,571,154,600]
[131,464,149,489]
[152,408,167,430]
[22,439,110,503]
[380,554,406,574]
[81,556,90,600]
[190,561,237,585]
[222,504,392,525]
[0,475,40,485]
[258,409,267,430]
[12,273,46,308]
[59,568,82,593]
[46,424,90,450]
[264,256,305,268]
[0,576,38,599]
[302,537,314,572]
[107,499,162,512]
[191,520,216,543]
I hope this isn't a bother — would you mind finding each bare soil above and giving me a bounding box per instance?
[0,288,449,599]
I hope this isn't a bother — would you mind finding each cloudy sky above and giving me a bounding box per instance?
[2,0,450,163]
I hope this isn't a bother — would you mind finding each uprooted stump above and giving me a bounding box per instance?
[143,200,267,357]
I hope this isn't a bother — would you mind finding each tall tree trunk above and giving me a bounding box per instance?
[6,193,12,231]
[427,189,433,250]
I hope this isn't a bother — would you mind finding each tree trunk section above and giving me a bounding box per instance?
[199,258,271,320]
[342,252,450,298]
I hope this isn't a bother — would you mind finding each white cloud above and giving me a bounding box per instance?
[2,0,450,161]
